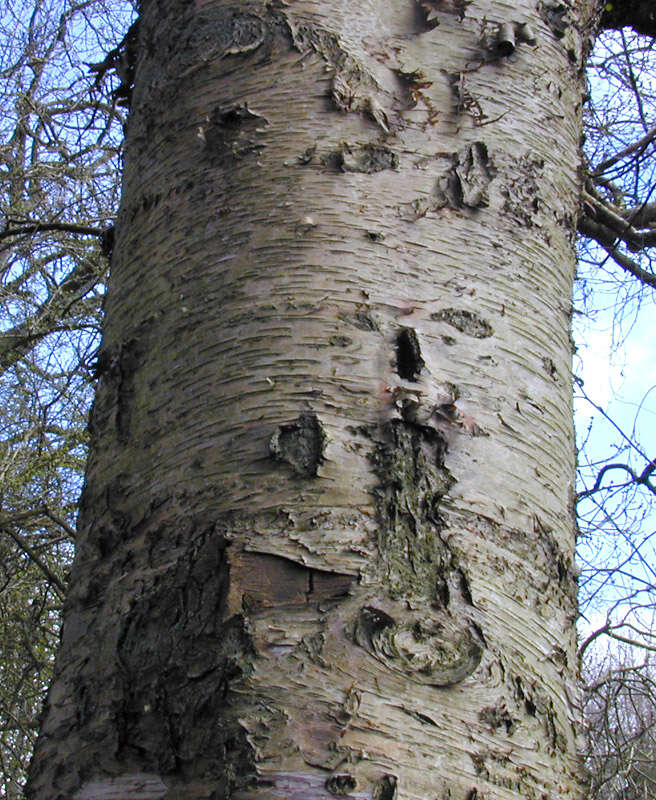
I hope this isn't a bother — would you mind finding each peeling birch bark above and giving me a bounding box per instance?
[28,1,602,798]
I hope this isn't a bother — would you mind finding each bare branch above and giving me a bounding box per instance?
[577,460,656,502]
[577,217,656,286]
[0,525,66,599]
[0,221,105,241]
[580,188,656,252]
[592,121,656,176]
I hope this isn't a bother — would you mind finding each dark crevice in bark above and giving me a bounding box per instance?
[373,773,398,800]
[395,328,424,381]
[269,412,326,477]
[325,773,358,794]
[88,337,144,443]
[203,105,269,164]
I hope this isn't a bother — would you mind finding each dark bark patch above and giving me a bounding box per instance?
[395,328,424,381]
[458,567,473,605]
[513,675,566,753]
[538,2,570,39]
[454,142,493,208]
[394,68,438,121]
[354,606,396,644]
[326,773,358,795]
[444,73,487,128]
[370,420,453,598]
[203,105,268,163]
[329,334,353,347]
[284,23,390,131]
[89,338,144,443]
[501,154,543,227]
[534,516,576,600]
[186,7,268,59]
[372,774,398,800]
[302,631,327,666]
[269,412,326,477]
[470,753,487,776]
[297,144,316,164]
[479,704,516,734]
[338,310,380,331]
[420,0,472,27]
[401,707,439,726]
[336,143,399,173]
[542,356,558,380]
[430,308,493,338]
[109,529,258,789]
[363,422,485,685]
[514,675,536,718]
[408,143,494,219]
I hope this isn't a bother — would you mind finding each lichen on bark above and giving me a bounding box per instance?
[353,419,484,686]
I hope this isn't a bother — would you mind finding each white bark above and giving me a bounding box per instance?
[28,1,600,798]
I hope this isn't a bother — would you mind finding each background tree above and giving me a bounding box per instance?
[575,20,656,800]
[583,649,656,800]
[576,21,656,660]
[0,0,132,793]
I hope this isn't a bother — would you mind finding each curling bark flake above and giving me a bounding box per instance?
[28,1,601,798]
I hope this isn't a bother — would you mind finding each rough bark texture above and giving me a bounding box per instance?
[28,1,601,798]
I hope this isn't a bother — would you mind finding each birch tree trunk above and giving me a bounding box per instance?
[27,0,601,798]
